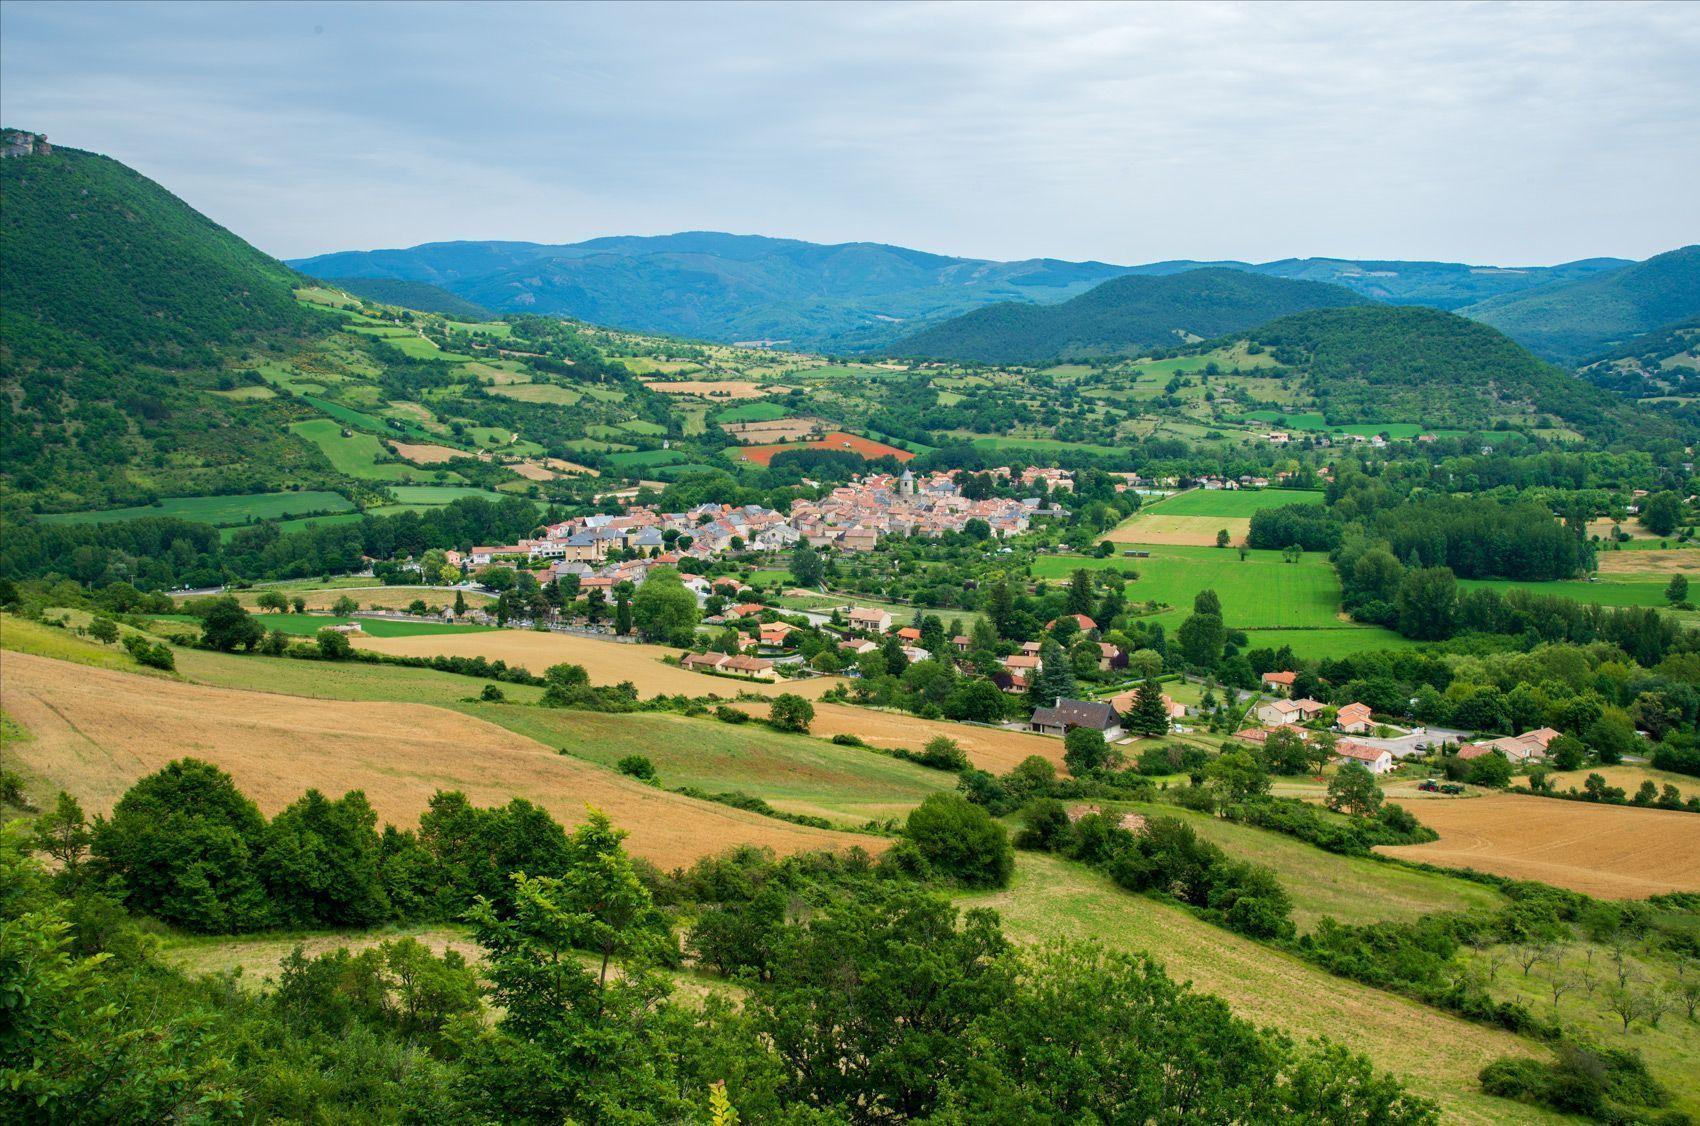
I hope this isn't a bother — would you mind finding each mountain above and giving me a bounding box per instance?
[1237,305,1641,436]
[886,269,1369,363]
[327,277,493,319]
[288,235,1626,351]
[1,139,331,510]
[1460,246,1700,365]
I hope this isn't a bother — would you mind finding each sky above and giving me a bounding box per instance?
[3,1,1697,266]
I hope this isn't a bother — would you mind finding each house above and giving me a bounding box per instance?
[1261,670,1298,694]
[1480,732,1551,763]
[682,652,729,672]
[1019,640,1044,654]
[729,602,768,620]
[1335,741,1393,775]
[1108,688,1186,720]
[901,646,931,663]
[758,622,795,646]
[840,638,879,656]
[1335,702,1374,733]
[951,635,973,653]
[1029,698,1123,739]
[1289,698,1326,721]
[1003,653,1042,675]
[1454,742,1497,761]
[848,607,892,633]
[1047,613,1098,632]
[896,626,922,642]
[1256,699,1302,726]
[719,655,779,680]
[1096,642,1125,672]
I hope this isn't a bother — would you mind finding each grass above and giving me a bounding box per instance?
[386,485,516,506]
[290,419,463,483]
[958,853,1561,1124]
[166,613,490,639]
[968,436,1127,458]
[714,401,792,423]
[487,382,582,406]
[1457,576,1678,609]
[1236,626,1420,658]
[1107,801,1505,931]
[39,491,355,528]
[1033,548,1346,629]
[1240,410,1427,439]
[1142,487,1324,517]
[605,448,691,470]
[219,512,366,541]
[463,704,949,826]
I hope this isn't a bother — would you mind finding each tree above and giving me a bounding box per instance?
[453,589,467,617]
[1206,750,1271,803]
[1667,574,1689,605]
[1193,589,1222,618]
[1066,568,1094,615]
[1466,751,1514,788]
[291,595,307,614]
[255,591,289,613]
[903,793,1014,888]
[200,597,264,652]
[33,791,91,883]
[919,736,969,770]
[613,581,634,636]
[259,788,389,927]
[1395,567,1458,640]
[87,616,119,644]
[631,566,700,644]
[1063,727,1110,776]
[1027,638,1079,707]
[1216,528,1230,548]
[332,594,360,616]
[1260,727,1311,775]
[1640,491,1683,537]
[1122,679,1171,737]
[789,539,823,588]
[1326,762,1384,818]
[91,758,271,932]
[768,693,814,734]
[315,628,353,660]
[1176,611,1226,668]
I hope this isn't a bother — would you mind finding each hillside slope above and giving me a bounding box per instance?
[327,277,493,319]
[1461,245,1700,365]
[887,269,1368,363]
[1240,305,1644,436]
[0,142,329,510]
[290,234,1624,351]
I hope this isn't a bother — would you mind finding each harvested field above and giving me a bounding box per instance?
[1102,513,1249,546]
[0,651,867,868]
[644,380,774,399]
[506,460,556,481]
[1541,763,1698,795]
[737,431,915,467]
[541,457,597,475]
[1596,548,1700,576]
[1377,793,1700,897]
[747,700,1065,774]
[721,418,821,444]
[390,441,466,464]
[357,629,846,699]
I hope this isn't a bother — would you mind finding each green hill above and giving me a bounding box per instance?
[887,269,1368,364]
[0,140,333,510]
[325,276,493,319]
[1239,305,1645,437]
[1461,245,1700,365]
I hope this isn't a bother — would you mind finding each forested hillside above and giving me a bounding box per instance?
[1462,245,1700,365]
[887,269,1367,363]
[0,145,331,510]
[1239,305,1649,437]
[327,277,492,319]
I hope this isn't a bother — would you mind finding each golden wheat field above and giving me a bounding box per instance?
[748,699,1067,773]
[357,629,846,698]
[1102,513,1250,547]
[389,441,465,464]
[1377,793,1700,897]
[0,651,870,868]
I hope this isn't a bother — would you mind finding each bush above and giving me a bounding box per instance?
[768,693,814,734]
[829,733,867,747]
[122,633,175,670]
[479,683,505,702]
[616,755,657,781]
[903,793,1013,888]
[917,736,970,771]
[315,628,353,660]
[715,705,751,724]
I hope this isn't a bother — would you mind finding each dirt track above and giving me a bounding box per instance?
[0,651,870,868]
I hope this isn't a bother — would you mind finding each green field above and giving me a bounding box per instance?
[604,448,692,470]
[1143,487,1324,517]
[1034,548,1343,629]
[219,512,366,541]
[386,485,515,506]
[467,705,949,826]
[158,613,487,639]
[445,320,512,337]
[958,854,1559,1124]
[969,436,1127,457]
[1457,576,1677,608]
[1241,410,1426,439]
[40,491,355,528]
[487,382,582,406]
[714,401,792,423]
[1236,626,1419,657]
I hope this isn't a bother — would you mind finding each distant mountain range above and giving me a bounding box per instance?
[287,234,1637,353]
[1460,245,1700,365]
[887,269,1368,363]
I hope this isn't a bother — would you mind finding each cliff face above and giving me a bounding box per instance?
[1,130,52,158]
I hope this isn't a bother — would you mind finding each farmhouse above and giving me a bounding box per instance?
[718,655,779,681]
[1256,697,1324,726]
[1108,688,1186,720]
[1261,670,1298,694]
[1030,698,1123,739]
[682,652,729,672]
[1335,702,1374,733]
[848,607,892,633]
[1335,741,1394,775]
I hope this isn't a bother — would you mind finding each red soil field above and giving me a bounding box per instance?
[736,431,915,467]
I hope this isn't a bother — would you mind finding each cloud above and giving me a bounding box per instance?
[2,0,1695,263]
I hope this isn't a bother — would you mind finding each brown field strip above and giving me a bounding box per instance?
[1102,513,1250,546]
[1594,548,1700,576]
[357,629,846,698]
[390,441,466,464]
[748,699,1065,774]
[0,651,869,868]
[643,380,773,398]
[1377,793,1700,898]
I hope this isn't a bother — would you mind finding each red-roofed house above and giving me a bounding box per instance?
[1335,741,1393,774]
[1335,702,1374,733]
[1261,670,1298,694]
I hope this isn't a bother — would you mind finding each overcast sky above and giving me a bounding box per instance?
[3,1,1696,265]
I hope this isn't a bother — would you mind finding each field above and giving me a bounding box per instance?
[1457,575,1677,609]
[736,431,916,466]
[713,401,791,423]
[1377,793,1700,897]
[749,700,1066,774]
[959,854,1558,1124]
[38,491,355,528]
[722,418,821,443]
[1240,410,1425,439]
[1034,548,1343,629]
[469,704,950,826]
[1111,802,1505,931]
[290,419,461,482]
[195,613,487,639]
[0,650,868,868]
[603,448,691,471]
[643,380,771,398]
[486,381,582,406]
[355,629,847,698]
[207,585,492,613]
[1100,488,1323,547]
[390,441,468,463]
[1143,487,1325,517]
[967,436,1127,458]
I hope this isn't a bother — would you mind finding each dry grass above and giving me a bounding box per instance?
[541,457,597,475]
[0,651,869,868]
[1541,763,1698,795]
[390,441,466,464]
[1103,513,1250,546]
[747,700,1066,774]
[357,630,846,699]
[722,419,821,443]
[1377,793,1700,897]
[1595,549,1700,576]
[643,380,773,398]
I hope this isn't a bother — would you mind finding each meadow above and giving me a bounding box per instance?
[182,613,486,639]
[1143,487,1325,517]
[1457,575,1679,609]
[1034,548,1345,629]
[958,853,1559,1125]
[290,419,463,482]
[39,490,354,528]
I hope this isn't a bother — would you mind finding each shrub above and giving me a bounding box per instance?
[479,683,505,702]
[917,736,970,771]
[122,633,175,670]
[830,733,867,747]
[903,793,1013,888]
[617,755,657,781]
[768,693,815,734]
[716,704,751,724]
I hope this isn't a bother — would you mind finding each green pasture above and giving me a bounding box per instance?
[219,512,366,541]
[156,613,487,639]
[714,401,791,423]
[1034,548,1345,630]
[968,436,1127,458]
[1143,487,1324,518]
[605,448,691,470]
[290,420,463,483]
[40,491,355,528]
[1457,576,1679,609]
[487,382,581,406]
